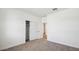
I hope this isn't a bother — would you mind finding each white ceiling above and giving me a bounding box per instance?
[19,8,66,17]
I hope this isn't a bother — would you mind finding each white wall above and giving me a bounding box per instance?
[0,8,42,50]
[47,8,79,48]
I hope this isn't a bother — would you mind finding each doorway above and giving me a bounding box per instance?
[26,21,30,42]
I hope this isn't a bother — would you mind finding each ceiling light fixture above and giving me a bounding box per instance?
[52,8,58,11]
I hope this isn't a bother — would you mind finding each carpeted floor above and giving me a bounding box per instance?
[3,39,79,51]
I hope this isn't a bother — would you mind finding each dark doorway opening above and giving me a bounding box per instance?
[25,21,30,42]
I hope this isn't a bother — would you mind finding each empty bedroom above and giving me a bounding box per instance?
[0,8,79,51]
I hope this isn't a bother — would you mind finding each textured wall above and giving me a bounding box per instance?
[47,8,79,48]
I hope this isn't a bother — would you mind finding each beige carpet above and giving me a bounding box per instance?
[3,39,79,51]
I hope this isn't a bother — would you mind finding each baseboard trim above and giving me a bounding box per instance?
[48,40,79,49]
